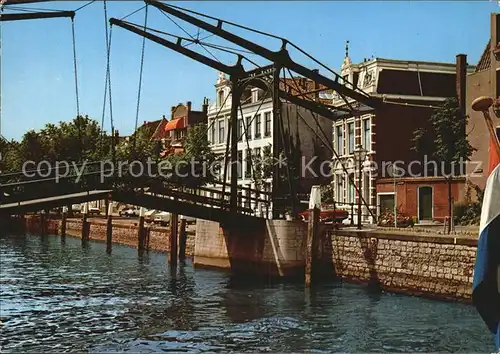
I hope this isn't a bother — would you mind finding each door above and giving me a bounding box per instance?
[418,186,433,221]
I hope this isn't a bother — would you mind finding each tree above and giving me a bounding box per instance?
[412,97,475,233]
[253,143,273,189]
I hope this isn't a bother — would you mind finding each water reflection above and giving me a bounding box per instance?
[0,234,496,353]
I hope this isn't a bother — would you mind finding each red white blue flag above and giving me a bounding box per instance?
[472,159,500,350]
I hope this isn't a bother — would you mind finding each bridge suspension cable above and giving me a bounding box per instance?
[71,17,80,117]
[100,0,115,160]
[132,4,148,156]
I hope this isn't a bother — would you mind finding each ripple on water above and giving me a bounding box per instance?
[0,234,497,353]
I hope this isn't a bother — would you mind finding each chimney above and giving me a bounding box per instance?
[455,54,467,117]
[312,69,319,101]
[202,97,209,116]
[187,101,192,112]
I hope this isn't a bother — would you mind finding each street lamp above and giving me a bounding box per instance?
[387,163,398,228]
[353,144,368,229]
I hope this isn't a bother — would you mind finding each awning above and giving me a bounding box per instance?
[165,117,186,131]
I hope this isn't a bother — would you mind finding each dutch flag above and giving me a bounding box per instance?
[472,141,500,350]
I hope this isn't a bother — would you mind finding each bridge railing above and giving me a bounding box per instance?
[1,160,272,218]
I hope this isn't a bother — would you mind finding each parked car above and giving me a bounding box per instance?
[88,207,101,216]
[145,209,159,223]
[153,212,170,226]
[72,204,82,214]
[119,207,140,217]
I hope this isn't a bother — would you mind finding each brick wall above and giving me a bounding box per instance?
[37,218,196,256]
[375,104,435,172]
[377,177,465,221]
[320,230,476,301]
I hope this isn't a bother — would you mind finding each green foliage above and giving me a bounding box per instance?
[157,123,218,187]
[412,97,476,174]
[320,183,335,205]
[1,116,109,173]
[454,182,484,226]
[252,143,273,189]
[116,123,157,162]
[412,97,476,233]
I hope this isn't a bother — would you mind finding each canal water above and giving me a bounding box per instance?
[0,234,496,353]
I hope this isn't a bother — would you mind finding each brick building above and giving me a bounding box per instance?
[466,13,500,192]
[330,53,475,224]
[149,100,208,156]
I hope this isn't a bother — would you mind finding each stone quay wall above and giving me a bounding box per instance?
[322,230,477,301]
[21,215,478,301]
[25,216,195,256]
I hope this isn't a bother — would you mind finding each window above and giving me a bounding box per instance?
[363,119,371,151]
[254,147,261,160]
[238,119,243,142]
[347,122,354,154]
[237,150,243,179]
[245,149,252,178]
[246,116,252,140]
[218,90,224,106]
[348,174,355,203]
[264,112,271,137]
[210,120,215,143]
[336,125,343,155]
[336,174,344,202]
[218,119,225,144]
[255,114,261,138]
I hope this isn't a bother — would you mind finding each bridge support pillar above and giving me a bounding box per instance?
[305,207,320,287]
[169,213,178,267]
[179,218,187,262]
[138,207,146,253]
[106,203,113,254]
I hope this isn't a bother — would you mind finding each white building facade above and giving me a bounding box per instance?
[206,72,274,216]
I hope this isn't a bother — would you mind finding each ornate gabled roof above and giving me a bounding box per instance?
[475,39,491,73]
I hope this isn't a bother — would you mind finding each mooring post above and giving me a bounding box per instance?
[19,213,26,234]
[138,207,145,252]
[106,202,113,254]
[305,206,320,287]
[306,186,321,287]
[81,203,89,243]
[169,213,178,267]
[61,206,67,239]
[178,217,187,262]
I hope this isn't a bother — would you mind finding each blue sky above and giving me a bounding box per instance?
[1,0,497,140]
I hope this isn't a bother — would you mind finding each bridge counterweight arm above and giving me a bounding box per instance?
[145,0,379,109]
[0,11,75,22]
[109,18,244,76]
[3,0,53,5]
[109,18,359,121]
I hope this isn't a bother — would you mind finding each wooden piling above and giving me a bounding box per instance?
[138,207,145,252]
[106,203,113,254]
[40,211,46,236]
[178,218,187,262]
[169,213,178,266]
[305,206,320,287]
[81,203,89,243]
[61,207,67,239]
